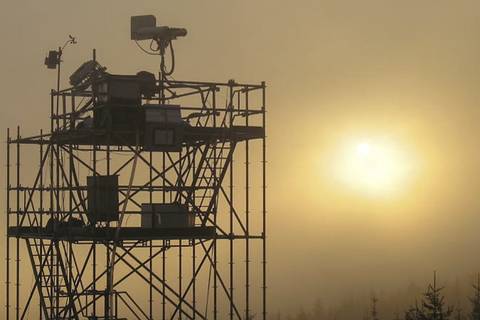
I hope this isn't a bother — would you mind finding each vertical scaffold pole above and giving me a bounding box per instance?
[179,240,183,320]
[245,88,250,320]
[55,86,61,319]
[149,151,153,320]
[191,148,196,319]
[179,149,184,320]
[212,86,218,320]
[39,129,44,320]
[162,151,166,320]
[92,48,97,319]
[15,126,20,320]
[228,82,235,320]
[50,90,55,319]
[105,128,111,320]
[68,125,74,319]
[160,63,167,320]
[261,81,267,320]
[6,128,11,320]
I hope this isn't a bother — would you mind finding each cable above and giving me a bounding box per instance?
[149,39,159,52]
[134,40,160,56]
[135,37,177,93]
[163,40,176,76]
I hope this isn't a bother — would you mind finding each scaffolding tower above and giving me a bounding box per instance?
[5,17,266,320]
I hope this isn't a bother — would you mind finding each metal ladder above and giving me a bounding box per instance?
[193,141,232,217]
[26,238,78,320]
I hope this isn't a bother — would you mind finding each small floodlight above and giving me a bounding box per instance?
[44,35,77,70]
[44,50,60,69]
[131,15,187,41]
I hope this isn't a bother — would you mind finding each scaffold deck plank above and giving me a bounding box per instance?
[8,226,217,241]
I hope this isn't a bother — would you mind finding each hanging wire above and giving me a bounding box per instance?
[134,40,160,56]
[163,40,176,76]
[149,39,159,52]
[134,39,176,75]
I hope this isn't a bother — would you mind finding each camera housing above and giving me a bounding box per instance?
[131,15,187,41]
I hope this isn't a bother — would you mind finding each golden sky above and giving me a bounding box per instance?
[2,0,480,316]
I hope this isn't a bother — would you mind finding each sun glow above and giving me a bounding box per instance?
[335,139,412,196]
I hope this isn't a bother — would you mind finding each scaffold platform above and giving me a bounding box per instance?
[8,226,217,241]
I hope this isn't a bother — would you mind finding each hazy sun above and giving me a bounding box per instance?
[335,139,411,195]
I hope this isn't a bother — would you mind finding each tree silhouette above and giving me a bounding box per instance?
[371,295,379,320]
[295,308,308,320]
[363,309,370,320]
[405,272,453,320]
[405,301,421,320]
[470,274,480,320]
[312,299,325,319]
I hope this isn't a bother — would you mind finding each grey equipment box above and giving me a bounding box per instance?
[143,104,185,152]
[87,175,119,223]
[94,74,141,106]
[141,203,194,228]
[93,104,143,131]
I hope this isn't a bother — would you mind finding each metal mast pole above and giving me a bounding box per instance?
[92,48,98,320]
[15,126,20,320]
[6,128,11,320]
[245,89,250,320]
[39,130,44,320]
[229,83,235,320]
[261,82,267,320]
[149,151,153,320]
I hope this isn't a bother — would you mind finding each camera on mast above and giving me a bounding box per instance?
[130,15,187,42]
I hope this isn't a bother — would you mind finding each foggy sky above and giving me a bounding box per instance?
[2,0,480,317]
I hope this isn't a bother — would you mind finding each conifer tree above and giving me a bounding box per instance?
[295,308,308,320]
[405,301,421,320]
[371,295,379,320]
[364,309,370,320]
[312,299,324,320]
[404,272,453,320]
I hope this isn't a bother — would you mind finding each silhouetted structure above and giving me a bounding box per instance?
[5,15,267,320]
